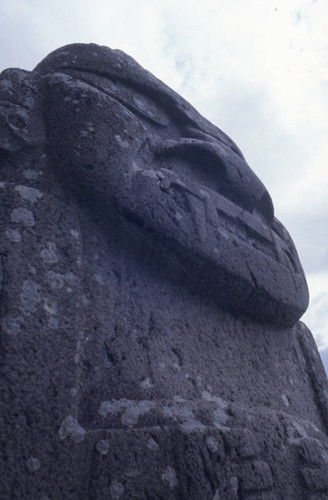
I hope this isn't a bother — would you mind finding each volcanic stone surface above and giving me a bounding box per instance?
[0,43,327,499]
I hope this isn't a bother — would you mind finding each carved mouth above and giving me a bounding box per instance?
[131,154,301,277]
[214,201,299,274]
[125,159,308,326]
[149,135,303,279]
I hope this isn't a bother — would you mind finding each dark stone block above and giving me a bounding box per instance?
[0,43,327,498]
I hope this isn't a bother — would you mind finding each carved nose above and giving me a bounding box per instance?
[155,133,274,223]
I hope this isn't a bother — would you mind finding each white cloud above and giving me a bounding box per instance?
[302,271,328,350]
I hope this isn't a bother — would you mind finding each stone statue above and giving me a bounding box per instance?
[0,44,327,499]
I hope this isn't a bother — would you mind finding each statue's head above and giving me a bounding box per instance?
[0,43,309,326]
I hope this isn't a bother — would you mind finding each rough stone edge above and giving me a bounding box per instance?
[297,321,328,432]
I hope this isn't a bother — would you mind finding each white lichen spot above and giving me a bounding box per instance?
[48,317,59,329]
[6,229,21,242]
[47,271,64,290]
[230,476,239,493]
[11,207,35,226]
[173,395,186,403]
[21,280,41,314]
[200,188,210,198]
[65,272,78,286]
[57,50,70,56]
[131,161,142,172]
[96,439,110,455]
[94,273,104,284]
[110,480,125,499]
[81,295,90,306]
[140,169,158,179]
[162,466,178,489]
[291,420,307,438]
[162,404,205,432]
[213,407,229,427]
[308,421,320,433]
[15,185,43,203]
[70,229,80,238]
[140,377,154,389]
[202,391,228,408]
[58,415,85,443]
[0,181,6,188]
[44,298,57,315]
[114,134,129,148]
[282,394,290,407]
[124,469,141,478]
[322,449,328,464]
[71,387,78,397]
[26,457,41,472]
[23,169,43,180]
[213,489,221,500]
[1,315,24,335]
[123,401,155,426]
[147,437,158,451]
[29,265,36,274]
[40,242,59,265]
[98,399,155,427]
[206,436,219,453]
[47,271,77,290]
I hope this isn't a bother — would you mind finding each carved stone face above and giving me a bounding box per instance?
[1,44,309,326]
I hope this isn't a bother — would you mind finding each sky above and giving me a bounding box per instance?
[0,0,327,367]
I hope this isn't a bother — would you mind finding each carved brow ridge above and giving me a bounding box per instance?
[60,66,170,128]
[57,65,244,159]
[58,65,200,126]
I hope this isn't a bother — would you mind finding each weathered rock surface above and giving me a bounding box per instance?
[0,43,327,499]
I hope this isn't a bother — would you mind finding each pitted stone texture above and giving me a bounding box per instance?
[0,43,327,499]
[301,468,328,492]
[237,460,273,493]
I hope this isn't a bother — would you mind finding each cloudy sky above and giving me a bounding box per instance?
[1,0,327,361]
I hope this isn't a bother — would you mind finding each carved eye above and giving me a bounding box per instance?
[99,80,170,127]
[131,94,169,127]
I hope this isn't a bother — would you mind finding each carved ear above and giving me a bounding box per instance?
[0,106,30,152]
[0,69,45,152]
